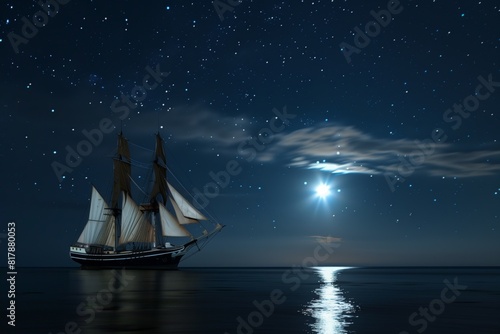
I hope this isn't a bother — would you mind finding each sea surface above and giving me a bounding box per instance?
[2,267,499,334]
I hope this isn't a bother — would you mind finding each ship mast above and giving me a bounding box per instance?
[150,133,168,205]
[111,131,132,250]
[148,133,168,247]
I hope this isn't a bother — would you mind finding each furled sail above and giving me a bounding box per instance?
[159,203,192,237]
[119,193,155,244]
[111,132,132,208]
[167,182,207,221]
[78,186,113,245]
[149,133,168,205]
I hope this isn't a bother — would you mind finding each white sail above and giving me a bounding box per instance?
[99,215,116,248]
[78,186,112,245]
[119,193,155,244]
[170,196,199,225]
[167,182,208,221]
[159,203,192,237]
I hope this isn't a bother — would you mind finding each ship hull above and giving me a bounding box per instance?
[69,246,188,270]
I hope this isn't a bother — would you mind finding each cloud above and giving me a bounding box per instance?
[310,235,342,247]
[123,110,500,179]
[161,104,250,145]
[124,104,250,146]
[258,124,500,178]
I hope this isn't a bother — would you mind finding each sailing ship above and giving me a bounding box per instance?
[69,132,223,269]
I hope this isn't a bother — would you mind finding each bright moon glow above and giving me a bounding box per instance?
[315,184,331,198]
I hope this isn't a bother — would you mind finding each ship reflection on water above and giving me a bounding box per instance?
[74,269,199,333]
[303,267,357,334]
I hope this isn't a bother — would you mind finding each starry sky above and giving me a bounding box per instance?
[1,1,499,267]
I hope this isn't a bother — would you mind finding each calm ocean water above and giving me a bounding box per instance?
[3,267,499,334]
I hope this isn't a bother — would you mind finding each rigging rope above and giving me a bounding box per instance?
[179,231,222,263]
[129,175,147,197]
[128,140,154,152]
[129,159,150,169]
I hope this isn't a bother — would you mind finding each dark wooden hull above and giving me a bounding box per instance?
[69,247,186,270]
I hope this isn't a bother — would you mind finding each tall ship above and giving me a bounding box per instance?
[69,132,223,269]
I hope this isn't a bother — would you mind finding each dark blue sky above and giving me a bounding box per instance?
[1,0,499,266]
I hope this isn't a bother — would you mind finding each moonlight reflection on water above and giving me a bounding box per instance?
[304,267,357,334]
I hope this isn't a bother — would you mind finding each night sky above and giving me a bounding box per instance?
[1,1,499,267]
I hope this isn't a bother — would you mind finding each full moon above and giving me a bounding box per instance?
[315,184,331,198]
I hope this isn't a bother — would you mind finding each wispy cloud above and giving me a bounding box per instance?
[310,235,342,245]
[161,104,250,145]
[126,110,500,178]
[125,104,250,146]
[257,124,500,178]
